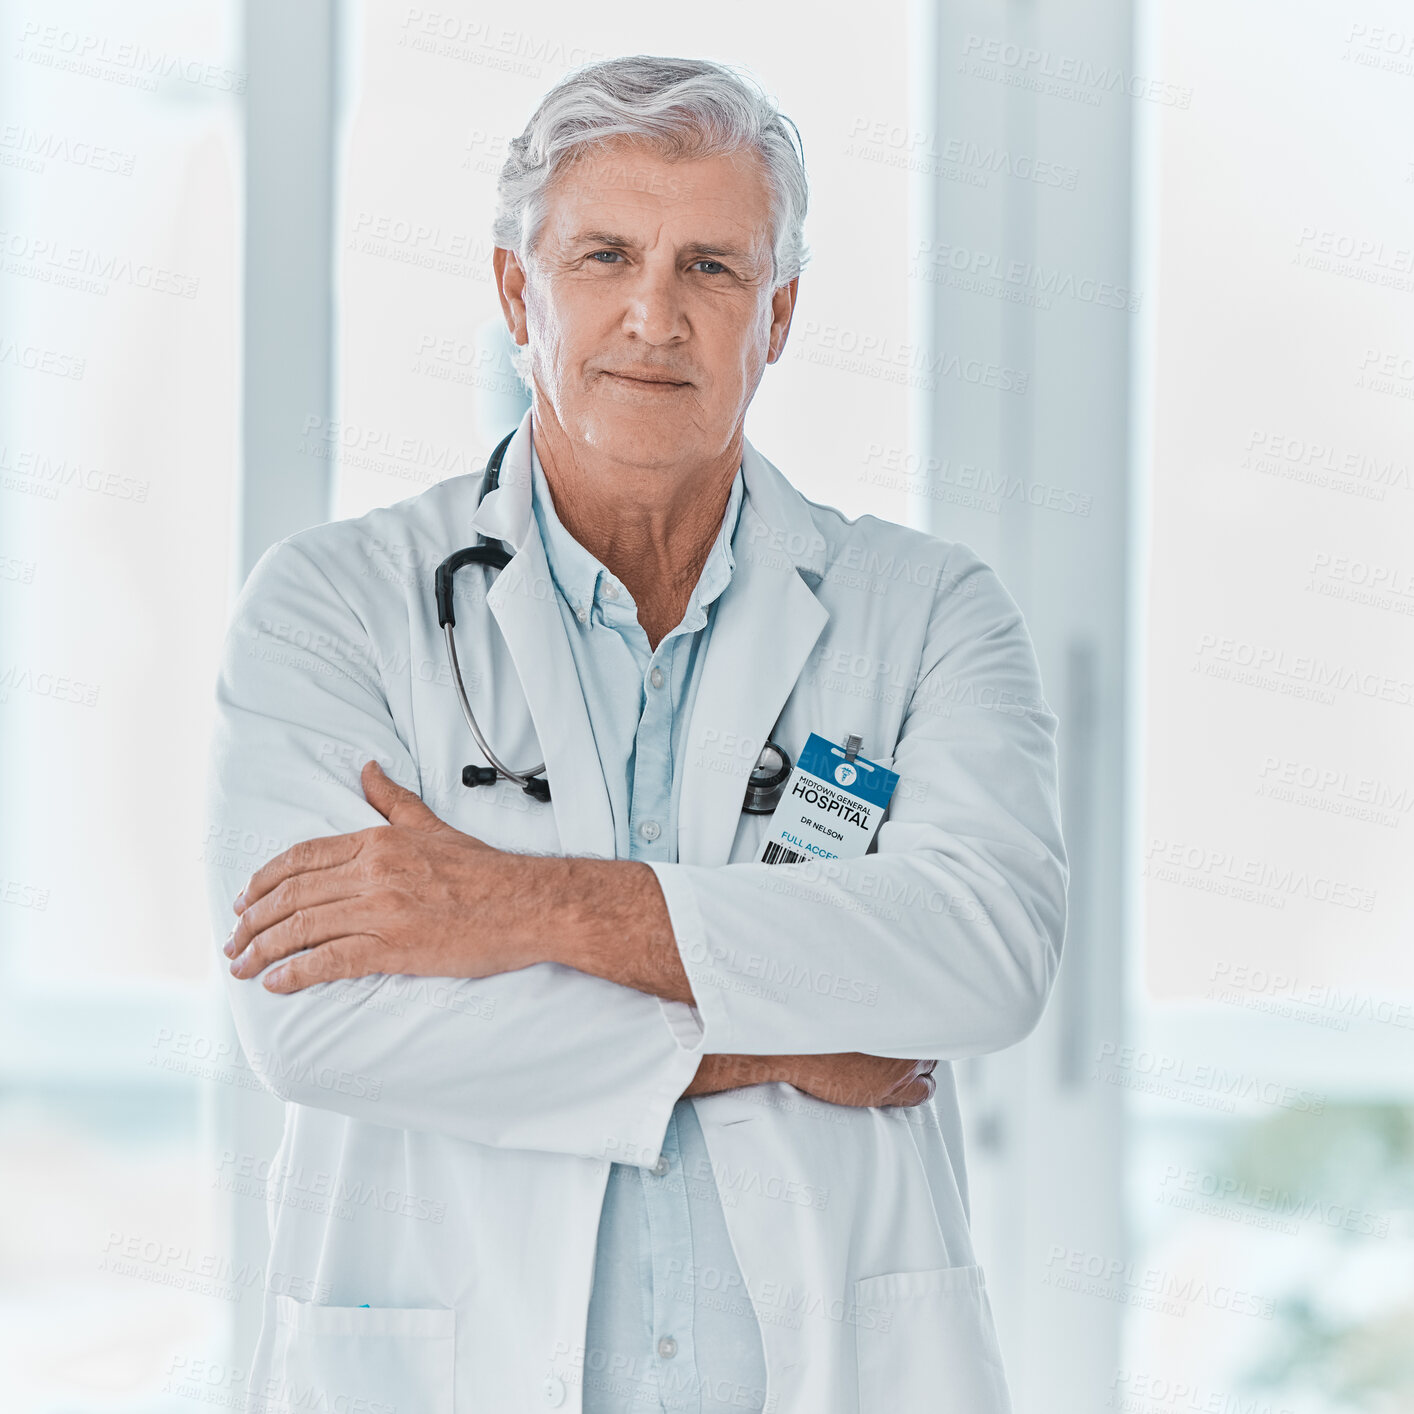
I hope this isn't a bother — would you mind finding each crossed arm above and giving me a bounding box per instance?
[223,759,935,1109]
[209,535,1063,1152]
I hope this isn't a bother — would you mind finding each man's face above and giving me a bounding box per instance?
[495,137,797,467]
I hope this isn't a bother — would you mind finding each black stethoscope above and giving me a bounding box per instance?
[433,429,794,814]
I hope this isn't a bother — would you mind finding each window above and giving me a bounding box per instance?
[0,1,243,1403]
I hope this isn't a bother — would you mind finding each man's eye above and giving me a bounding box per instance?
[589,250,623,263]
[693,259,727,274]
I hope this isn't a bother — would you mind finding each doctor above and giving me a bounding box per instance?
[208,53,1067,1414]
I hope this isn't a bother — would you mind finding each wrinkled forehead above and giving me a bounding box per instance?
[537,137,776,264]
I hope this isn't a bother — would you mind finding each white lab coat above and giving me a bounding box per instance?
[204,409,1068,1414]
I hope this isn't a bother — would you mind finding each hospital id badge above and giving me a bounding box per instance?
[756,733,899,866]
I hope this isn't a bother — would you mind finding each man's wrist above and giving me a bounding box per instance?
[684,1053,798,1097]
[502,854,695,1004]
[485,852,569,971]
[509,854,570,968]
[529,856,639,973]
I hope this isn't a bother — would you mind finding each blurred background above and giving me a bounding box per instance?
[2,0,1412,1409]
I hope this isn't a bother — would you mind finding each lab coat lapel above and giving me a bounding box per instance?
[467,418,830,869]
[677,441,830,868]
[469,415,617,861]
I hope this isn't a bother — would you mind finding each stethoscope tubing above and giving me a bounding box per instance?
[442,619,546,790]
[437,426,791,810]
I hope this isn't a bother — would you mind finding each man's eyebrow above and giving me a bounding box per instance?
[569,229,755,263]
[684,241,754,262]
[572,229,636,248]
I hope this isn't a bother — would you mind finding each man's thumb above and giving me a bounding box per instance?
[361,759,439,829]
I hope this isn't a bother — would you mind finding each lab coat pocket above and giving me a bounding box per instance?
[853,1264,1012,1414]
[267,1293,456,1414]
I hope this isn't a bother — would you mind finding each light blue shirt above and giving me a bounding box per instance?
[529,444,768,1414]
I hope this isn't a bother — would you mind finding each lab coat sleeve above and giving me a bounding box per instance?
[644,542,1069,1060]
[205,537,702,1163]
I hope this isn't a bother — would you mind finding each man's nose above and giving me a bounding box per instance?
[621,263,690,344]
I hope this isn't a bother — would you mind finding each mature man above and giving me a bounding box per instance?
[207,54,1067,1414]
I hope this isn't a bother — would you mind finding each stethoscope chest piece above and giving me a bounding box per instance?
[742,739,792,814]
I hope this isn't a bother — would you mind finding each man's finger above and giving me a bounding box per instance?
[361,759,443,831]
[235,831,367,914]
[884,1075,932,1108]
[227,861,363,957]
[229,898,387,979]
[263,935,386,994]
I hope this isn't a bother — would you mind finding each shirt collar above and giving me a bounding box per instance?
[529,440,745,627]
[470,408,827,585]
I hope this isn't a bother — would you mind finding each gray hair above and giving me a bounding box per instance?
[492,54,810,384]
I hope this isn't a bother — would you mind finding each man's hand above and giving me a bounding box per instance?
[224,761,938,1110]
[224,760,691,1002]
[686,1053,937,1107]
[224,761,543,992]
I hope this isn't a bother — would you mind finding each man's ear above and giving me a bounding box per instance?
[492,246,530,348]
[766,275,799,364]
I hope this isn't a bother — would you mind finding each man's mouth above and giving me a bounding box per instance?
[604,370,691,388]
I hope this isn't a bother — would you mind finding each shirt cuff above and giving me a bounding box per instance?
[644,859,736,1054]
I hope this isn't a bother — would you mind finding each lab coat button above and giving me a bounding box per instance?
[651,1154,670,1176]
[657,1335,678,1359]
[639,819,661,841]
[542,1374,566,1406]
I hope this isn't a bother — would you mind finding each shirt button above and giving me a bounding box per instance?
[575,605,588,623]
[657,1335,678,1360]
[651,1154,670,1176]
[639,819,661,842]
[603,581,619,600]
[542,1374,566,1406]
[649,666,664,689]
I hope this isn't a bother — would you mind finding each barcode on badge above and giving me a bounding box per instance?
[761,841,806,866]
